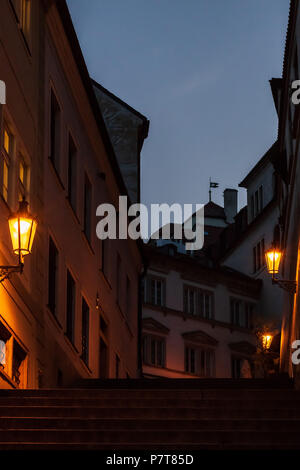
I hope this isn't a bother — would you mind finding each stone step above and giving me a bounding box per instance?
[74,377,293,390]
[0,405,299,419]
[0,389,298,400]
[0,429,299,445]
[0,417,299,431]
[0,397,298,407]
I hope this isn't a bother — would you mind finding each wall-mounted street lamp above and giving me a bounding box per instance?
[265,246,296,294]
[0,198,37,283]
[261,333,273,351]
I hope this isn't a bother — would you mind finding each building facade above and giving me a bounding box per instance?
[142,244,261,379]
[0,0,147,388]
[274,0,300,380]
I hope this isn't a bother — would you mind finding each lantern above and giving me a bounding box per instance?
[8,198,37,261]
[265,247,282,275]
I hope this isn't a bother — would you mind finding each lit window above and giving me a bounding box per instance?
[3,160,9,202]
[18,157,29,200]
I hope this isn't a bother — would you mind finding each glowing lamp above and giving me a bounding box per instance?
[265,247,282,275]
[8,198,37,261]
[262,334,273,351]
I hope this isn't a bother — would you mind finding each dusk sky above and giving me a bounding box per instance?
[67,0,289,213]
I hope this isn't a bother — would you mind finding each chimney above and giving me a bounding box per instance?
[224,189,238,224]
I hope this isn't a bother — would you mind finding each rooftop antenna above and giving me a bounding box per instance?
[209,178,219,202]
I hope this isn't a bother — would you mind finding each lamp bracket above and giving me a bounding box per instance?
[0,263,23,283]
[272,278,297,294]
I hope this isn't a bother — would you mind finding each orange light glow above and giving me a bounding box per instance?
[8,199,37,258]
[265,248,282,274]
[262,334,273,351]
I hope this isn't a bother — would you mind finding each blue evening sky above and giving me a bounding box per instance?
[67,0,289,212]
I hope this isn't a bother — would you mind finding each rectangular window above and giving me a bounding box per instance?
[126,276,131,319]
[231,357,242,379]
[185,346,215,377]
[50,89,61,172]
[12,340,26,387]
[48,237,58,316]
[184,287,196,315]
[84,174,92,243]
[66,270,76,344]
[21,0,31,46]
[2,126,13,203]
[251,186,263,220]
[67,135,77,212]
[116,253,121,306]
[115,354,120,378]
[18,156,28,201]
[245,303,254,329]
[142,335,165,367]
[81,298,89,365]
[230,298,241,326]
[253,238,265,273]
[151,278,164,306]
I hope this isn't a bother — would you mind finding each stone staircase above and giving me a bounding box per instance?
[0,378,299,450]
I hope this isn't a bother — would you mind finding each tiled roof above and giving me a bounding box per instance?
[204,201,226,219]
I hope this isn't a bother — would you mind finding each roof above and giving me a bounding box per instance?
[239,141,278,188]
[92,79,149,138]
[204,201,226,219]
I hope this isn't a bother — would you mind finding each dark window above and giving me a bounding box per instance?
[230,299,241,326]
[116,253,121,306]
[115,354,120,378]
[253,238,265,273]
[142,335,165,367]
[185,346,215,377]
[100,316,108,336]
[99,338,108,378]
[67,135,77,212]
[48,237,58,315]
[50,90,61,172]
[84,174,92,242]
[12,340,26,387]
[81,298,89,365]
[66,270,76,344]
[231,357,242,379]
[126,276,131,319]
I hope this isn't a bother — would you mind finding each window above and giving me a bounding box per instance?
[250,186,263,220]
[185,346,215,377]
[231,357,242,379]
[183,286,213,319]
[116,253,121,306]
[10,0,31,46]
[0,323,11,375]
[144,277,165,306]
[50,89,61,172]
[231,298,255,329]
[101,238,110,280]
[142,335,165,367]
[12,340,26,387]
[83,174,92,243]
[18,156,29,201]
[81,298,89,365]
[66,270,76,344]
[67,134,77,212]
[115,354,120,378]
[230,298,241,326]
[245,303,254,329]
[126,276,131,319]
[48,237,58,316]
[184,287,196,315]
[2,126,13,202]
[253,238,265,273]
